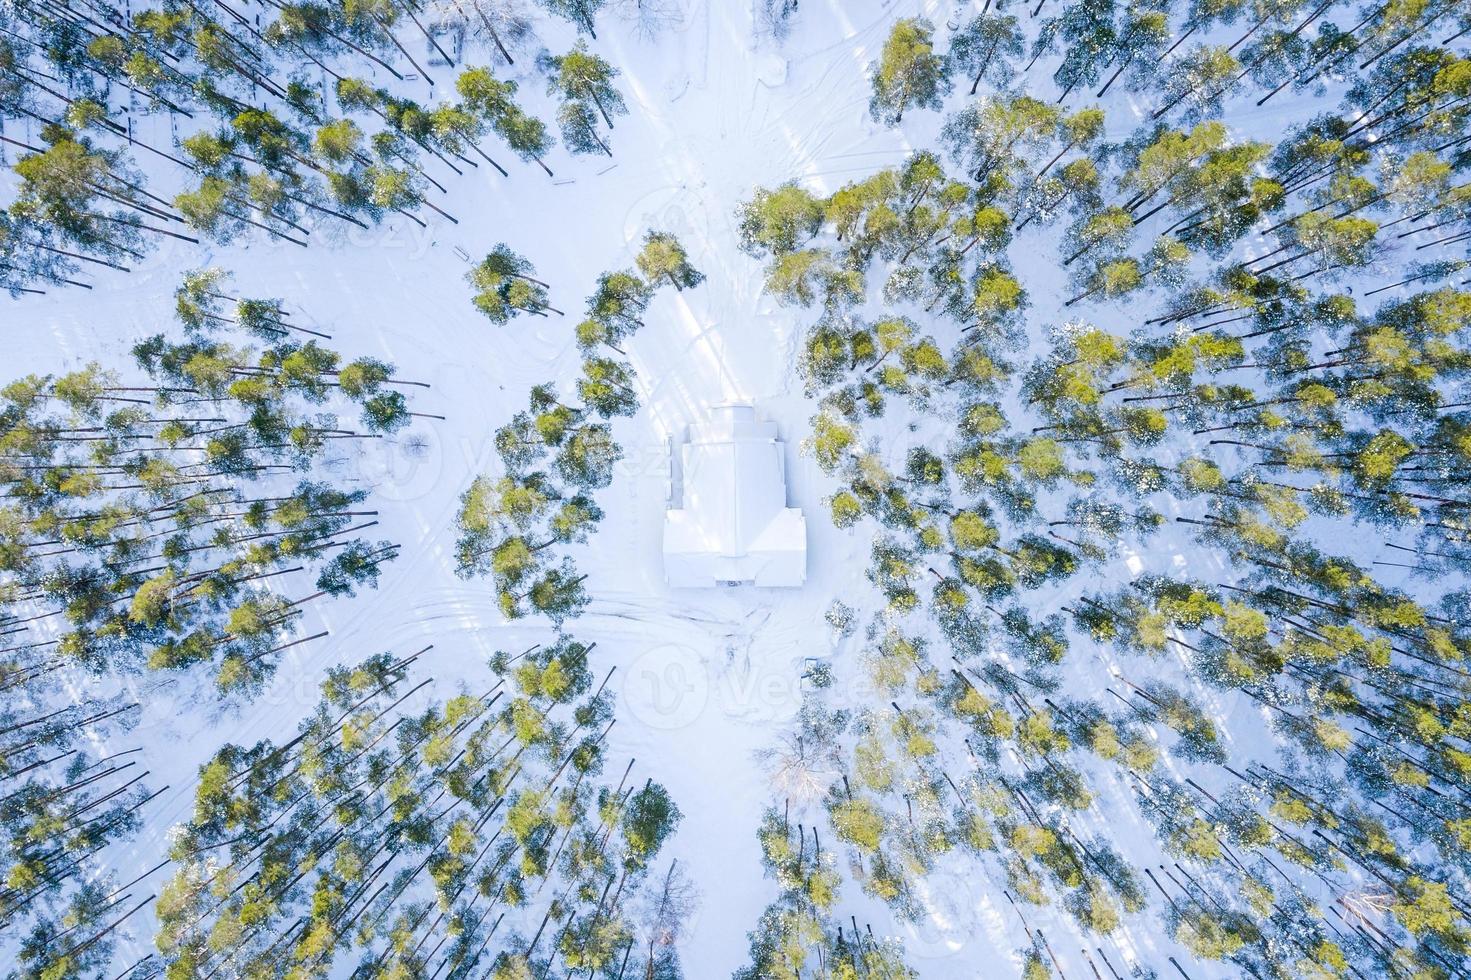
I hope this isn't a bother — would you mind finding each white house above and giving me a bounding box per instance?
[663,404,807,588]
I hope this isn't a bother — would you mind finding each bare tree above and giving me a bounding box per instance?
[630,859,700,977]
[756,0,799,41]
[615,0,684,41]
[756,706,844,804]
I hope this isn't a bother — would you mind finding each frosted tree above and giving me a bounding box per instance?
[868,17,951,126]
[540,42,628,155]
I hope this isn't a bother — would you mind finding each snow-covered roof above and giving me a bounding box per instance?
[663,404,806,588]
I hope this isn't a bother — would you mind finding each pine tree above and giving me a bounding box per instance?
[737,182,826,256]
[868,18,950,126]
[539,0,607,38]
[949,11,1026,95]
[540,42,627,155]
[468,244,555,323]
[636,231,704,290]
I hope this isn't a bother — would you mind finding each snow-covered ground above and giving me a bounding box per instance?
[6,0,1395,975]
